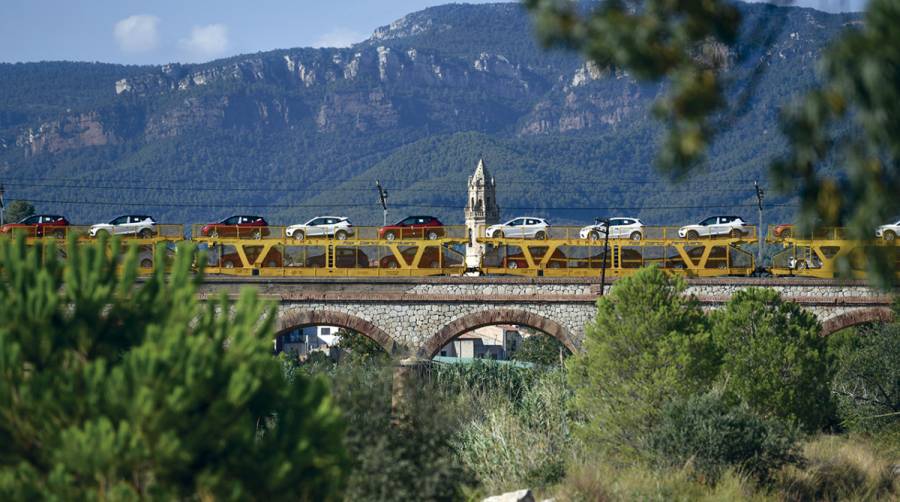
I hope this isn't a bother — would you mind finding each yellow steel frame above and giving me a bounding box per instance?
[195,236,468,277]
[769,236,899,279]
[478,235,756,277]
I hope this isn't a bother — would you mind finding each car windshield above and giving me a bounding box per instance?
[20,215,40,224]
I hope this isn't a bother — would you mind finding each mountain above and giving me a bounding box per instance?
[0,2,860,227]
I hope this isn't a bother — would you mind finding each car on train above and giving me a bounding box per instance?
[679,216,753,239]
[0,214,70,238]
[876,220,900,241]
[579,217,644,241]
[89,215,157,238]
[286,216,354,241]
[485,217,550,239]
[379,216,444,241]
[200,215,270,239]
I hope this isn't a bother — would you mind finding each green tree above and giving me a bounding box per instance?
[829,307,900,433]
[711,288,833,431]
[4,200,34,224]
[336,328,389,365]
[0,236,347,500]
[511,334,569,366]
[568,267,717,455]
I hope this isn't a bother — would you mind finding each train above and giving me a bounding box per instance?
[1,212,898,280]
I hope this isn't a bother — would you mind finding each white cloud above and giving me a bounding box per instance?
[179,24,229,61]
[113,15,160,53]
[312,28,364,48]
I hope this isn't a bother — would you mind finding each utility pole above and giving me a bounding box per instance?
[376,180,389,227]
[598,218,610,296]
[0,183,5,226]
[755,180,765,270]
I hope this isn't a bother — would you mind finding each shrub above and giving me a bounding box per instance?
[454,369,573,494]
[0,236,347,500]
[568,267,718,455]
[648,390,803,484]
[711,288,833,431]
[511,334,569,366]
[829,318,900,434]
[777,435,899,501]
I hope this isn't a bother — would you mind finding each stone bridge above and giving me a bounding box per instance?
[196,277,896,357]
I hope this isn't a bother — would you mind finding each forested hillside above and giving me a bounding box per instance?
[0,2,859,226]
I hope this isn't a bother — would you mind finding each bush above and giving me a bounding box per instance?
[829,318,900,434]
[454,369,573,494]
[711,288,833,431]
[511,334,569,366]
[568,267,718,455]
[648,390,803,484]
[0,236,347,500]
[777,435,899,501]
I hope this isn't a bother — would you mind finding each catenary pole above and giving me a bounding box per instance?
[755,180,765,270]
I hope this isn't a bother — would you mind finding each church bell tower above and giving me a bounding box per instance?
[464,158,499,269]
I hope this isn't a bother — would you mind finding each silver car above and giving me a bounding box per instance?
[286,216,354,240]
[579,217,644,241]
[485,217,550,239]
[90,215,156,238]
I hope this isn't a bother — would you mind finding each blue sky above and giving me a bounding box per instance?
[1,0,867,65]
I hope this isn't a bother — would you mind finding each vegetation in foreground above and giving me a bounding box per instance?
[0,238,897,500]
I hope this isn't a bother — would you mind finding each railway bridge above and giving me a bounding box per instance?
[196,276,897,357]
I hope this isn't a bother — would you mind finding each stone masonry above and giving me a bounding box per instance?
[195,276,896,357]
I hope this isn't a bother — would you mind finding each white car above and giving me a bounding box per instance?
[485,217,550,239]
[90,215,156,238]
[579,217,644,241]
[678,216,753,239]
[286,216,354,240]
[875,220,900,241]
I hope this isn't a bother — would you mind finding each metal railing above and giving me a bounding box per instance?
[477,225,759,242]
[190,225,467,242]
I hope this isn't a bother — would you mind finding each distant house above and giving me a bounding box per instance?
[275,325,340,359]
[438,324,523,360]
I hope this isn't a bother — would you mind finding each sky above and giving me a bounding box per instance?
[0,0,867,66]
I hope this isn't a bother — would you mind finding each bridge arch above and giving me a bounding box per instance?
[819,307,895,337]
[420,308,579,359]
[277,309,396,355]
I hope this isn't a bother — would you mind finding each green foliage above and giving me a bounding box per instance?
[511,334,569,366]
[526,0,740,172]
[568,266,717,454]
[711,288,833,431]
[4,200,34,224]
[649,390,802,484]
[454,369,573,494]
[773,0,900,285]
[310,362,474,501]
[0,235,347,500]
[335,328,389,365]
[829,314,900,433]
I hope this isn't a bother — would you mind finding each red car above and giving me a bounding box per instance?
[201,215,270,239]
[503,249,567,269]
[380,247,443,269]
[305,247,369,268]
[0,214,70,238]
[378,216,444,241]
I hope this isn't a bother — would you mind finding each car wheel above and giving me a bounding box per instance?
[535,231,547,240]
[507,261,518,269]
[335,230,348,241]
[140,258,153,269]
[54,229,65,239]
[385,231,396,241]
[427,231,439,240]
[293,230,305,241]
[589,230,600,241]
[630,231,642,241]
[496,230,504,239]
[885,230,896,242]
[252,230,261,240]
[782,228,792,239]
[139,228,153,238]
[223,260,236,269]
[210,230,219,239]
[730,229,742,238]
[686,230,699,240]
[387,259,399,269]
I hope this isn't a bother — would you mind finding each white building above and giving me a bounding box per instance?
[276,325,340,358]
[438,324,523,360]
